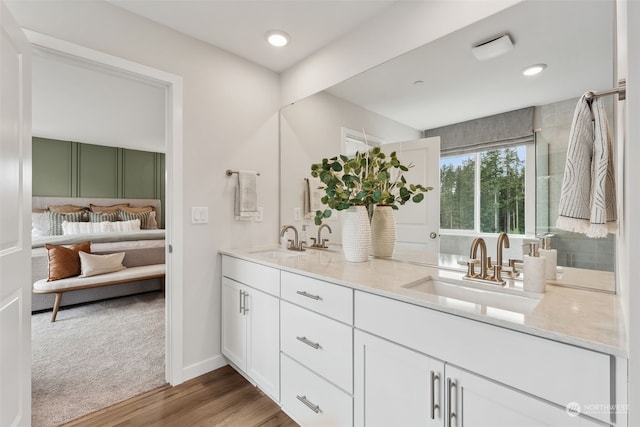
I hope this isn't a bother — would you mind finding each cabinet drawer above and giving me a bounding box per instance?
[355,290,612,423]
[281,353,353,427]
[281,271,353,324]
[222,255,280,296]
[281,301,353,393]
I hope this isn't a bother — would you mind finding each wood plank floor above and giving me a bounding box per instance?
[62,365,298,427]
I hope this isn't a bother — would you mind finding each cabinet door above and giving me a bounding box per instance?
[221,277,246,370]
[445,365,602,427]
[246,287,280,401]
[354,330,445,427]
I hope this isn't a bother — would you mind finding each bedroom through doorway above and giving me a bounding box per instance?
[26,31,183,426]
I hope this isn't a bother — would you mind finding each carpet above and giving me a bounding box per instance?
[31,291,166,427]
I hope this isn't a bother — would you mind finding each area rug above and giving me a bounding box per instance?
[31,291,166,427]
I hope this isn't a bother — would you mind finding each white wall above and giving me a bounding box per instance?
[6,0,281,380]
[280,0,524,105]
[620,0,639,423]
[32,48,166,152]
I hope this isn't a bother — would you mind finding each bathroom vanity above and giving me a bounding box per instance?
[219,247,627,427]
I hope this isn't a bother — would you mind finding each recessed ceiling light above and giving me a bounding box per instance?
[522,63,547,76]
[413,80,424,86]
[265,30,290,47]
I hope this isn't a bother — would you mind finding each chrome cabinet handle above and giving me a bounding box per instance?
[296,290,322,300]
[296,395,321,413]
[430,370,441,419]
[242,291,249,314]
[447,378,457,427]
[296,336,321,349]
[239,290,244,314]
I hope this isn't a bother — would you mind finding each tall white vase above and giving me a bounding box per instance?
[371,205,396,258]
[342,206,371,263]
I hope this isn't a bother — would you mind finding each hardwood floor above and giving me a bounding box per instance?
[62,365,298,427]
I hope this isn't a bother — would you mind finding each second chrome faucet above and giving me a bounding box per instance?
[464,232,511,285]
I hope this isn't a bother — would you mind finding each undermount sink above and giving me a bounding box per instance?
[249,248,307,259]
[401,277,541,314]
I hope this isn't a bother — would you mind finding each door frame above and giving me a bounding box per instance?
[25,30,185,385]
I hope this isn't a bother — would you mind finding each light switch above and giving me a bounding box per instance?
[191,207,208,224]
[294,207,301,221]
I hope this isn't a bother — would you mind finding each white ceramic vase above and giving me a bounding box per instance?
[371,205,397,258]
[342,206,371,263]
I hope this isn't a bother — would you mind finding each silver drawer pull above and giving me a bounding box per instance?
[296,290,322,300]
[296,395,322,414]
[296,336,321,349]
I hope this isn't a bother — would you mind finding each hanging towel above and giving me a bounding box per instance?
[556,93,617,238]
[303,177,325,218]
[234,170,258,219]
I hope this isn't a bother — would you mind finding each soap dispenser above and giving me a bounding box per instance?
[538,235,557,280]
[523,241,546,293]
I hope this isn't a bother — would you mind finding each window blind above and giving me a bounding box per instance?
[424,107,534,156]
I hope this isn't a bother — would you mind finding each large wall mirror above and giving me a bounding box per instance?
[280,0,616,292]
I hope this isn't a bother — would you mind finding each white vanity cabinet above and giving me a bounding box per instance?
[354,290,616,426]
[221,256,280,401]
[279,271,354,426]
[444,365,602,427]
[354,330,445,427]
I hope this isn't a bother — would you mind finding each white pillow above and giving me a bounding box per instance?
[78,251,126,277]
[102,219,141,232]
[32,213,48,236]
[62,221,103,235]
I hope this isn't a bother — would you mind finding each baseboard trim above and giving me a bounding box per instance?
[182,354,228,382]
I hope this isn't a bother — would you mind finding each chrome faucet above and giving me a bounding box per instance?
[494,232,510,282]
[311,224,332,248]
[466,237,489,280]
[280,225,305,251]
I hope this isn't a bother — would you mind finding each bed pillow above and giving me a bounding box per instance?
[45,241,91,281]
[48,204,87,213]
[32,212,48,236]
[79,252,126,277]
[119,210,152,230]
[62,221,104,235]
[90,203,129,213]
[46,211,86,235]
[102,219,141,232]
[88,211,118,223]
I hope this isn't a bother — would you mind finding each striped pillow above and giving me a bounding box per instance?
[46,211,85,235]
[88,211,118,222]
[118,210,151,229]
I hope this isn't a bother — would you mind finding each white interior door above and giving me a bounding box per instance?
[0,2,32,426]
[382,137,440,253]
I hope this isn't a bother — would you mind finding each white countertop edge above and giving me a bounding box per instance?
[219,247,628,358]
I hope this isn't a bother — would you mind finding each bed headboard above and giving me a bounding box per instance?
[32,196,162,226]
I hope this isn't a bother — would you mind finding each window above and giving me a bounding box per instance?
[440,145,527,234]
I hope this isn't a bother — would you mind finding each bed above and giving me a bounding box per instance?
[31,196,166,312]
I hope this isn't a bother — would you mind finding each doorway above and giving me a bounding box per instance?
[24,28,184,416]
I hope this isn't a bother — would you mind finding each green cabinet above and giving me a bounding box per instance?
[32,138,165,225]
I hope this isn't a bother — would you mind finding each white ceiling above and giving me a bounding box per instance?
[107,0,615,132]
[326,0,615,130]
[107,0,398,73]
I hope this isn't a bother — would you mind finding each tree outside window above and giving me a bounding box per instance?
[441,146,525,234]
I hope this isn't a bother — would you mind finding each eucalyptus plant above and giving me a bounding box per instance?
[310,147,433,225]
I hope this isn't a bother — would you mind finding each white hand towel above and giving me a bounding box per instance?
[556,93,617,238]
[304,177,325,218]
[234,170,258,219]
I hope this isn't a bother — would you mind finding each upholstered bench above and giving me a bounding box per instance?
[33,264,166,322]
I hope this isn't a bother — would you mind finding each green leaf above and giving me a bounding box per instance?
[332,162,343,172]
[372,188,382,202]
[412,193,425,203]
[323,209,332,218]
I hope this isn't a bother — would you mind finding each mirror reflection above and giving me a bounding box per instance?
[280,0,616,292]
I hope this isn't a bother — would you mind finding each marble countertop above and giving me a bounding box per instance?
[220,246,627,357]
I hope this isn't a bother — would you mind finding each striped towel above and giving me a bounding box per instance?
[556,93,617,238]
